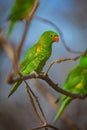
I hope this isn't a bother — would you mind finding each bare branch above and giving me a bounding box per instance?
[44,54,83,76]
[7,72,87,100]
[25,81,47,124]
[25,82,44,125]
[31,124,60,130]
[0,31,19,80]
[0,31,14,61]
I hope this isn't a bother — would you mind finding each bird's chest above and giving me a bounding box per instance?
[36,46,51,59]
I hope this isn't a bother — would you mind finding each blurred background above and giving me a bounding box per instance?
[0,0,87,130]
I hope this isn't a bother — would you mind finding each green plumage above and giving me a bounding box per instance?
[8,30,59,97]
[54,51,87,121]
[7,0,36,37]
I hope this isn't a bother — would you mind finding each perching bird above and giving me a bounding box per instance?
[7,0,37,37]
[54,51,87,121]
[8,30,59,97]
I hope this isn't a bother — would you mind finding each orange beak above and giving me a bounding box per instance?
[54,36,59,42]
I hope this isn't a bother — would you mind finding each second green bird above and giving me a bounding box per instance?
[54,51,87,121]
[7,0,37,37]
[8,30,59,97]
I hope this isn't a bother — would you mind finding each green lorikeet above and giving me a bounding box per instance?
[8,30,59,97]
[7,0,37,37]
[54,51,87,121]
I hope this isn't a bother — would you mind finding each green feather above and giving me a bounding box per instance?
[8,81,22,97]
[54,51,87,121]
[7,0,36,37]
[7,21,15,38]
[54,97,71,121]
[8,30,59,97]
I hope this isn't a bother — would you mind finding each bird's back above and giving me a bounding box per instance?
[63,63,87,96]
[9,0,35,21]
[20,44,37,72]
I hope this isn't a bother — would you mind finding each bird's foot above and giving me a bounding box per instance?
[43,71,48,77]
[31,71,39,78]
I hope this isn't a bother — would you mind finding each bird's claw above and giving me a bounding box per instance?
[31,71,39,78]
[43,72,48,77]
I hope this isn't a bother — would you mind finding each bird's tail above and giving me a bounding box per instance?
[54,97,71,121]
[6,21,15,38]
[8,80,22,97]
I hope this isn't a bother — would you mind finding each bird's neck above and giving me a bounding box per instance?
[37,43,52,53]
[38,39,53,49]
[36,41,52,57]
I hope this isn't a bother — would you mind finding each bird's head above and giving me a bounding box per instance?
[39,30,59,46]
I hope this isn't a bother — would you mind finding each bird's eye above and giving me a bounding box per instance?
[50,34,53,38]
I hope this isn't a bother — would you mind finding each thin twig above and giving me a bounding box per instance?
[29,85,47,123]
[18,72,45,124]
[0,31,19,80]
[31,124,60,130]
[44,54,83,76]
[21,81,58,130]
[26,80,47,124]
[31,79,58,111]
[25,82,44,125]
[0,33,14,61]
[34,16,82,54]
[16,21,30,62]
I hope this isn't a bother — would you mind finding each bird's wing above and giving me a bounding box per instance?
[63,65,83,91]
[20,45,37,72]
[22,56,46,75]
[9,0,35,20]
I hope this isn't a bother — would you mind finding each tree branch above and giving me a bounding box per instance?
[7,72,87,100]
[0,31,18,79]
[31,124,60,130]
[25,82,44,125]
[44,54,84,76]
[0,31,14,61]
